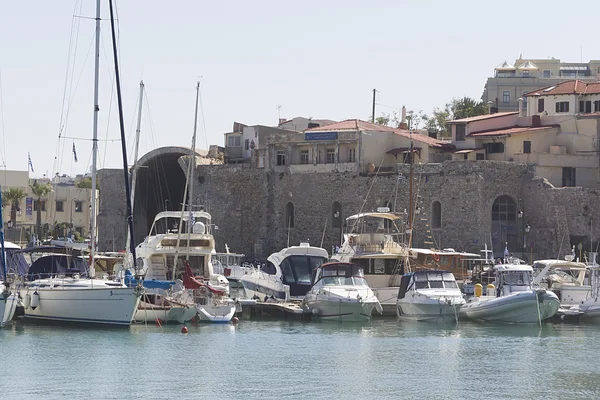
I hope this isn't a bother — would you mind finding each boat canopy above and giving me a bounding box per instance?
[124,270,174,290]
[397,270,458,299]
[27,253,89,280]
[152,211,212,223]
[346,212,402,221]
[0,243,29,279]
[312,262,366,286]
[411,248,479,257]
[494,264,533,272]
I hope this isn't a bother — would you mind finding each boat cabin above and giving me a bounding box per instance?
[397,270,459,299]
[338,210,409,256]
[493,264,534,296]
[212,252,244,277]
[311,262,368,287]
[149,211,213,237]
[411,249,479,280]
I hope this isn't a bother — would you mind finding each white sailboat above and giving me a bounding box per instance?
[19,0,141,326]
[0,189,19,327]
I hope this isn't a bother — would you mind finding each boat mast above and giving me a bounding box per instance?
[186,82,201,261]
[0,187,9,291]
[108,0,138,275]
[89,0,101,278]
[125,80,144,264]
[408,114,414,248]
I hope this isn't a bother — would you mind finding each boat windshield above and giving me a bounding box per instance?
[500,270,532,286]
[318,263,367,286]
[321,276,368,286]
[281,255,326,285]
[413,271,458,289]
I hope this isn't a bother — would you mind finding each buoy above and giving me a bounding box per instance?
[181,325,188,334]
[31,291,40,310]
[232,317,239,324]
[474,283,483,297]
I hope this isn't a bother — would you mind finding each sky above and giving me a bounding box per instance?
[1,0,599,178]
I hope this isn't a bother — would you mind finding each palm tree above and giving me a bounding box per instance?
[29,180,52,240]
[2,187,26,227]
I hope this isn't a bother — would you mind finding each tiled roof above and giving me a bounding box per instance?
[525,80,600,96]
[305,119,396,132]
[394,129,450,148]
[447,112,518,124]
[468,125,558,137]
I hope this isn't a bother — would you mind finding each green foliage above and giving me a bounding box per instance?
[3,188,27,223]
[75,177,99,189]
[420,97,488,139]
[29,180,52,198]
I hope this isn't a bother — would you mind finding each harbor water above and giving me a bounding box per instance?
[1,319,600,400]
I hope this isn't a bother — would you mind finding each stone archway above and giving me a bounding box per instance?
[491,195,518,258]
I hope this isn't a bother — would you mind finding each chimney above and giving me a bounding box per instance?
[398,106,408,130]
[518,98,524,117]
[488,101,493,114]
[278,118,286,125]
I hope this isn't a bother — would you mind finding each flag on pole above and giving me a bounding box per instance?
[72,142,78,162]
[28,152,34,172]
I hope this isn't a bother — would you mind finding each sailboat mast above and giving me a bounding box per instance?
[408,117,414,248]
[89,0,101,278]
[108,0,138,273]
[0,187,9,289]
[186,81,201,261]
[125,81,144,259]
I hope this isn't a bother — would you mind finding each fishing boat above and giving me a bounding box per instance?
[212,249,251,299]
[331,210,412,315]
[396,270,465,322]
[18,0,142,326]
[240,242,329,302]
[460,264,560,324]
[304,262,382,322]
[0,189,19,327]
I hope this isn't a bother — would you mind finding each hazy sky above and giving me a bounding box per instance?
[1,0,598,177]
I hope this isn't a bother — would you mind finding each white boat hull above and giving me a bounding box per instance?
[196,304,236,323]
[240,276,288,302]
[134,303,197,324]
[0,292,18,327]
[306,297,379,322]
[461,290,559,323]
[20,282,141,326]
[397,296,464,322]
[372,287,401,316]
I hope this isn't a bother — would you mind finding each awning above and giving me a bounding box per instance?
[454,148,483,154]
[386,147,422,157]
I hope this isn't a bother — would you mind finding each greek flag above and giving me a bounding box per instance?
[28,152,34,172]
[72,142,78,162]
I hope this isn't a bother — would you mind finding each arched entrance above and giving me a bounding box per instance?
[491,195,518,257]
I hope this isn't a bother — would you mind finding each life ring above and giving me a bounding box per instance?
[432,253,440,263]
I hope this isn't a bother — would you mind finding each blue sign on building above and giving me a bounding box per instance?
[305,132,338,141]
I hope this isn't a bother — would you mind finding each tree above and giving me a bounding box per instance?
[29,180,52,240]
[450,97,488,120]
[420,97,488,139]
[75,177,99,189]
[3,187,26,226]
[374,112,401,128]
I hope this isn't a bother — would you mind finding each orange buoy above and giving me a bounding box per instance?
[232,317,239,324]
[181,325,189,334]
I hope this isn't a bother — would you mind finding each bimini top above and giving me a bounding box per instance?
[268,243,329,266]
[494,264,533,272]
[533,259,587,271]
[318,262,364,277]
[153,211,212,223]
[411,248,480,257]
[346,212,402,221]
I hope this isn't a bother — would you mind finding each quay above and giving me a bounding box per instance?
[238,299,312,321]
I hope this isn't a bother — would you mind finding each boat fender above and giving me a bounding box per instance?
[24,293,31,309]
[31,291,40,310]
[376,302,383,315]
[312,308,320,316]
[486,284,495,297]
[474,283,483,297]
[433,253,440,263]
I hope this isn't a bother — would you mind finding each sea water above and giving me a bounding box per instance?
[1,319,599,400]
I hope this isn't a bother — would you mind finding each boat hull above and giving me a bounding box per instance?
[20,283,141,326]
[461,290,559,323]
[134,303,197,324]
[306,297,379,322]
[1,292,18,327]
[397,296,464,322]
[371,287,400,317]
[240,277,288,302]
[196,304,236,323]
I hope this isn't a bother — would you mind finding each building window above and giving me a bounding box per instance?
[455,124,466,141]
[594,101,600,112]
[485,142,504,154]
[543,70,551,78]
[227,135,241,147]
[284,202,295,228]
[562,167,576,187]
[503,91,510,103]
[332,202,342,228]
[523,141,531,154]
[300,150,309,165]
[579,100,592,114]
[555,102,569,113]
[33,200,46,212]
[276,150,286,166]
[75,201,83,212]
[56,201,64,212]
[538,98,544,113]
[348,148,356,163]
[326,148,335,164]
[492,195,517,221]
[476,153,485,160]
[431,201,441,229]
[244,139,249,150]
[522,70,530,77]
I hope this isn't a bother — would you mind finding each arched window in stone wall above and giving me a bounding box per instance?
[285,202,295,229]
[431,201,442,229]
[492,195,517,221]
[332,202,342,228]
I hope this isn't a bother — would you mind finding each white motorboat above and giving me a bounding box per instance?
[304,262,382,322]
[136,211,235,323]
[331,209,412,316]
[20,249,141,325]
[461,264,560,324]
[564,254,600,320]
[396,270,465,322]
[532,256,589,312]
[212,250,251,299]
[0,201,19,327]
[240,242,329,302]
